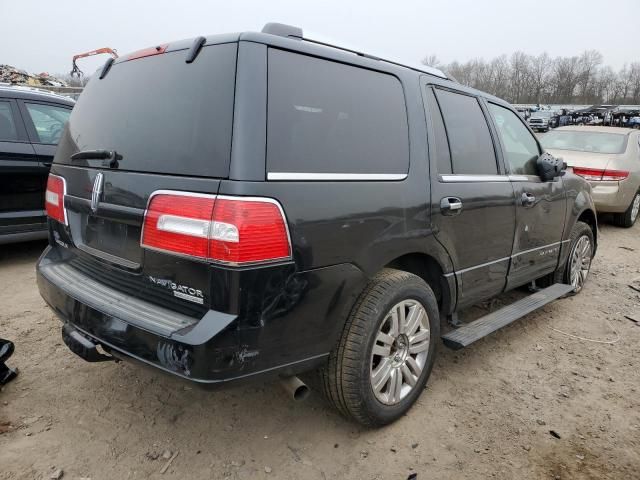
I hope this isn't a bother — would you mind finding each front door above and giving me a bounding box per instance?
[424,85,516,309]
[485,102,566,289]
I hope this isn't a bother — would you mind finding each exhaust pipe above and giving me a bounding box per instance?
[280,376,310,401]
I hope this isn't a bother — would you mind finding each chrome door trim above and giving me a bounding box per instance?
[443,240,571,277]
[267,172,408,181]
[440,174,510,183]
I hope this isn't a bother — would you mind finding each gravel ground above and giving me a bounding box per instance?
[1,221,639,480]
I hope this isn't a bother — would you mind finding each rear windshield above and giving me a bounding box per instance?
[57,43,237,177]
[541,130,627,154]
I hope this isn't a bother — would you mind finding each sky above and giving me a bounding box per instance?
[1,0,637,76]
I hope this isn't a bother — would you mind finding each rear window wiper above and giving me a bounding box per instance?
[70,150,122,168]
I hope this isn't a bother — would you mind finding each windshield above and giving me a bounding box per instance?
[540,130,627,154]
[56,43,237,177]
[531,111,552,118]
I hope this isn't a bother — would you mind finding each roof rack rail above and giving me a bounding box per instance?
[260,22,448,79]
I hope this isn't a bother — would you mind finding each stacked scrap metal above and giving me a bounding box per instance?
[0,64,67,87]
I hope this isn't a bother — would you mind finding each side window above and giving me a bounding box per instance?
[267,49,409,175]
[0,101,18,141]
[424,88,452,174]
[488,103,540,175]
[24,103,71,145]
[434,89,497,175]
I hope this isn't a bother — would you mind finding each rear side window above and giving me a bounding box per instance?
[58,43,237,177]
[434,89,497,175]
[0,101,18,141]
[25,103,71,144]
[267,49,409,176]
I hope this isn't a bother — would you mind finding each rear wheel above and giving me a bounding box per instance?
[613,191,640,228]
[319,269,439,427]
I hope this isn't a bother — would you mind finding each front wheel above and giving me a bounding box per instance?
[320,269,439,427]
[562,221,595,293]
[613,191,640,228]
[537,221,594,293]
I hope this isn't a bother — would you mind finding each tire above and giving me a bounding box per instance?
[319,268,440,427]
[539,221,594,293]
[613,191,640,228]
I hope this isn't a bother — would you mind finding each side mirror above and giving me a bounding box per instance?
[536,152,566,181]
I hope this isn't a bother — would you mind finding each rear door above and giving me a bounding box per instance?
[0,97,48,237]
[424,85,516,309]
[485,102,566,289]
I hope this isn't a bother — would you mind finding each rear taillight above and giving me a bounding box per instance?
[572,167,629,181]
[45,174,67,225]
[141,192,291,266]
[601,169,629,181]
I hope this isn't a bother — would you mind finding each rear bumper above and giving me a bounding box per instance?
[590,180,637,213]
[37,245,366,387]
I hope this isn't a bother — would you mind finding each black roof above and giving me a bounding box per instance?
[0,84,75,106]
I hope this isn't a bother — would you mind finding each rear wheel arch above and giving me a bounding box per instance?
[383,252,451,315]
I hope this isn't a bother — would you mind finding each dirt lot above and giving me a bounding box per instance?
[1,221,639,480]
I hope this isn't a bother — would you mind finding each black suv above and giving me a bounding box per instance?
[36,24,597,426]
[0,85,74,244]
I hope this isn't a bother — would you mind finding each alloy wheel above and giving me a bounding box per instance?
[370,300,430,405]
[569,235,592,292]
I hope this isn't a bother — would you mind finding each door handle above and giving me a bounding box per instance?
[440,197,463,216]
[521,192,536,207]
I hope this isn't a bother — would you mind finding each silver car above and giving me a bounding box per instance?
[541,126,640,227]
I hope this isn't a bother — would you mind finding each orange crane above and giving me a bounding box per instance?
[70,47,118,77]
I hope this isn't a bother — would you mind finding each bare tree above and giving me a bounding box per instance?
[421,54,442,68]
[423,49,640,105]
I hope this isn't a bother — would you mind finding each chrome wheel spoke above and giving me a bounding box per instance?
[389,309,400,337]
[409,338,430,354]
[404,356,423,383]
[404,305,424,336]
[396,304,406,333]
[372,358,393,393]
[372,331,394,357]
[387,368,402,403]
[408,329,430,354]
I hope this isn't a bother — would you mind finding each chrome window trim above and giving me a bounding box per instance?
[267,172,407,181]
[439,174,510,183]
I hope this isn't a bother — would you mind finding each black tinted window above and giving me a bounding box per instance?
[0,102,18,141]
[267,49,409,175]
[435,89,497,175]
[425,88,452,174]
[58,44,237,177]
[488,103,539,175]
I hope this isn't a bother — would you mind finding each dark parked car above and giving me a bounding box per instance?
[37,23,597,426]
[0,85,74,244]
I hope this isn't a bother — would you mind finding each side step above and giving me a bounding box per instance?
[441,283,574,350]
